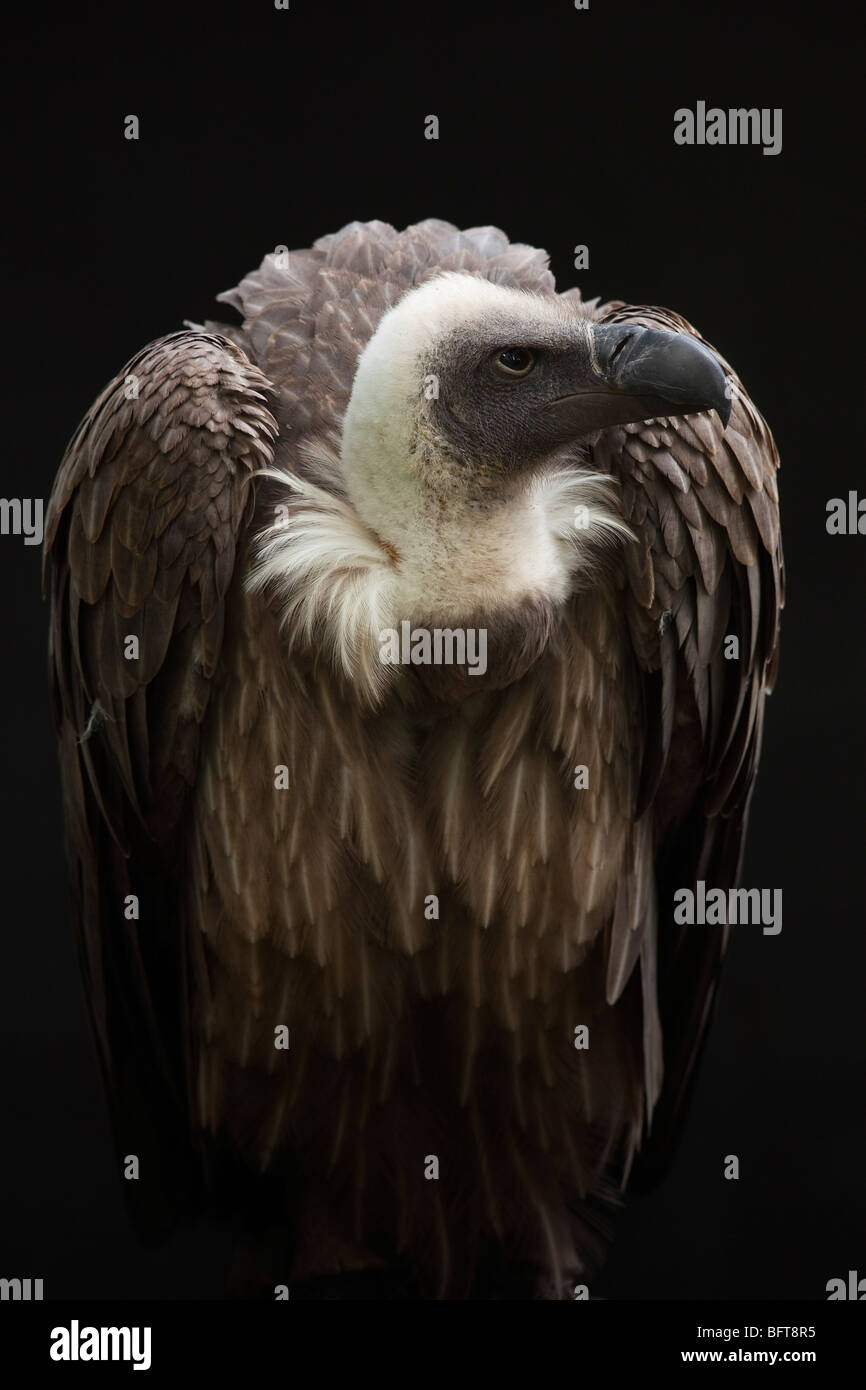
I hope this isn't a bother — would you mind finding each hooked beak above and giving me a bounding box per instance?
[544,322,731,438]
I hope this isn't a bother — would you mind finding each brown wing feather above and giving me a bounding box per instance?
[588,302,783,1186]
[44,331,277,1230]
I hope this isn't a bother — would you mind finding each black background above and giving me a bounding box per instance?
[1,0,863,1299]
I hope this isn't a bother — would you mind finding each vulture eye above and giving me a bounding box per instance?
[496,347,535,376]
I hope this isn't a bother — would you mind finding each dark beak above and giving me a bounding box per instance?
[544,322,731,438]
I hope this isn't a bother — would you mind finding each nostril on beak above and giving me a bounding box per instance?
[607,332,634,370]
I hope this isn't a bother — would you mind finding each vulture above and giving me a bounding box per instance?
[44,219,783,1299]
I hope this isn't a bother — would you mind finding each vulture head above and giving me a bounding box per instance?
[342,271,730,539]
[328,272,733,671]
